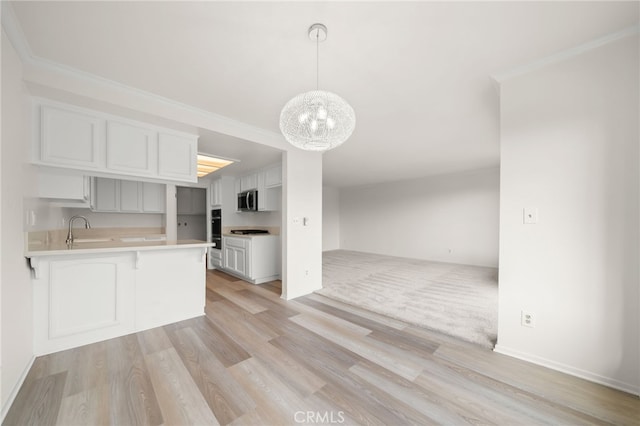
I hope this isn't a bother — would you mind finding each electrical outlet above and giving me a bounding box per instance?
[521,310,536,328]
[523,207,539,224]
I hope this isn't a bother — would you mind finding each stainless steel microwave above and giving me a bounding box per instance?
[237,189,258,211]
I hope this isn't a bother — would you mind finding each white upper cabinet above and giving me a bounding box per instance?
[240,173,258,191]
[119,180,142,212]
[158,132,197,182]
[235,163,282,212]
[92,178,165,214]
[257,172,267,211]
[142,182,166,213]
[210,178,222,207]
[37,168,91,207]
[34,98,198,183]
[40,105,104,169]
[106,121,157,176]
[265,164,282,188]
[92,178,120,212]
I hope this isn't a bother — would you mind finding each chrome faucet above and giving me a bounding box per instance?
[66,215,91,245]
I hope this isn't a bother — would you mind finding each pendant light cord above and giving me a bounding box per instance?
[316,28,320,90]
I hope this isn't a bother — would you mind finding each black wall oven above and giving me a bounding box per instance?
[211,208,222,249]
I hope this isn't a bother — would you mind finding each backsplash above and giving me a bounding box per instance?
[66,208,164,228]
[27,227,166,247]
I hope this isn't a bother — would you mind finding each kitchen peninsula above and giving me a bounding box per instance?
[25,235,212,355]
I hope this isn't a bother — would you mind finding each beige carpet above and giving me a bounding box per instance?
[318,250,498,348]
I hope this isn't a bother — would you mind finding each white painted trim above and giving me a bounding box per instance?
[0,355,36,423]
[0,2,34,63]
[492,24,640,83]
[494,344,640,397]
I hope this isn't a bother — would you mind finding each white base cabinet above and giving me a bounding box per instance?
[224,238,248,276]
[222,235,280,284]
[209,248,223,269]
[33,253,136,355]
[31,247,206,355]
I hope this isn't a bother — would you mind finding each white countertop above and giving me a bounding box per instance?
[25,239,213,258]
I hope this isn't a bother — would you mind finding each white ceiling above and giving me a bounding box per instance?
[9,1,639,187]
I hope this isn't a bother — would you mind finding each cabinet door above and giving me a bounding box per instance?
[234,248,247,275]
[257,171,267,211]
[265,165,282,187]
[106,121,157,176]
[119,181,142,213]
[33,255,136,354]
[92,178,119,212]
[40,105,104,169]
[209,249,223,269]
[234,179,241,205]
[37,169,89,202]
[158,132,197,182]
[240,173,257,191]
[224,247,236,270]
[142,182,166,213]
[210,179,222,206]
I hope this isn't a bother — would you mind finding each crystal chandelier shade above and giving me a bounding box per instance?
[280,90,355,151]
[279,24,355,151]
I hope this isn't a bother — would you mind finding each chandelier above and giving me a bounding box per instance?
[279,24,356,151]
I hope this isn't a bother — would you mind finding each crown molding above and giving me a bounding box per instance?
[492,24,639,83]
[1,1,34,63]
[1,2,286,148]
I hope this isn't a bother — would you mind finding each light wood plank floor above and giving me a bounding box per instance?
[4,270,639,425]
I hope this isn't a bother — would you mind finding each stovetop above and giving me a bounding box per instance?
[230,229,270,235]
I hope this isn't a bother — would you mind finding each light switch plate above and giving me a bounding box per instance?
[523,207,538,224]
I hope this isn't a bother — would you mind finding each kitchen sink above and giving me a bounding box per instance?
[120,236,167,242]
[72,238,114,243]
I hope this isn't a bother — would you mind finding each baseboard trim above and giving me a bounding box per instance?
[494,344,640,396]
[1,355,36,423]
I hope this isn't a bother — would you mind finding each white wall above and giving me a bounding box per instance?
[339,167,500,267]
[282,149,323,299]
[1,30,35,417]
[496,35,639,394]
[23,197,67,231]
[322,186,340,251]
